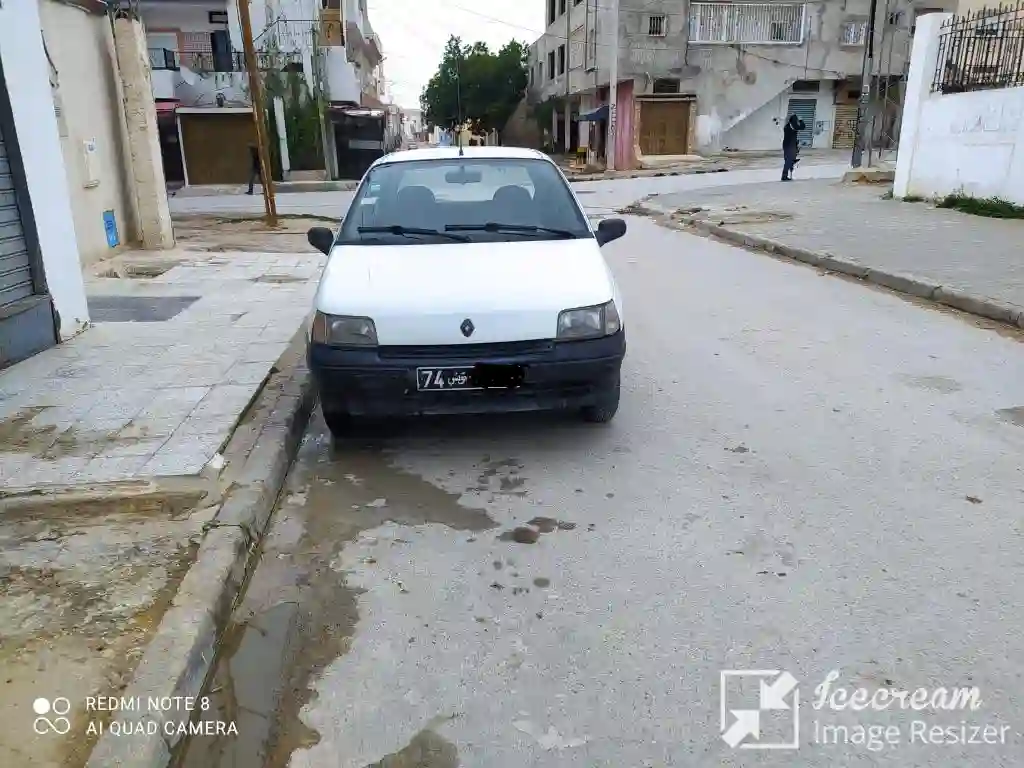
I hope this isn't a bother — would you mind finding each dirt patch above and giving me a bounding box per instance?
[170,215,333,254]
[0,500,209,768]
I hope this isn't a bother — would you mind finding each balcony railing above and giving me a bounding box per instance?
[181,51,246,73]
[689,3,806,44]
[148,48,179,71]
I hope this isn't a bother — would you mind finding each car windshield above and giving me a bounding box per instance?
[337,156,593,246]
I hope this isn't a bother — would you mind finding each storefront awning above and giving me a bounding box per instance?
[579,104,609,122]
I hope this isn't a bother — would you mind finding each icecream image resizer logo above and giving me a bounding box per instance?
[720,670,800,749]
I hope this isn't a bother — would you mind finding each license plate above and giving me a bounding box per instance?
[416,364,526,391]
[416,367,477,391]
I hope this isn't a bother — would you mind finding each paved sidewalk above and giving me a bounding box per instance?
[649,179,1024,323]
[0,251,321,487]
[0,246,323,768]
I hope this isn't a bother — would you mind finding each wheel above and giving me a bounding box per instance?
[581,378,620,424]
[322,409,352,439]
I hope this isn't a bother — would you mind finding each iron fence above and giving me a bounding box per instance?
[933,2,1024,94]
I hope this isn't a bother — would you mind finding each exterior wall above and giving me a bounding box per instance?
[689,0,956,152]
[39,0,136,265]
[0,0,89,337]
[140,0,249,107]
[895,12,1024,204]
[614,79,637,169]
[325,47,360,103]
[721,82,837,150]
[532,0,689,101]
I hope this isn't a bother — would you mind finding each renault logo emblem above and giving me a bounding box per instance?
[460,318,475,337]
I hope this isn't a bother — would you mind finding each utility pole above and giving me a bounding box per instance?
[606,0,619,171]
[237,0,277,226]
[852,0,880,168]
[565,0,572,155]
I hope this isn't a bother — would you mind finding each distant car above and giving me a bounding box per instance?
[305,146,627,437]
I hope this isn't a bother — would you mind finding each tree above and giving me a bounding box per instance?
[420,36,529,139]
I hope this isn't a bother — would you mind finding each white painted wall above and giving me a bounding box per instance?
[0,0,89,336]
[721,83,838,151]
[325,47,360,103]
[39,0,136,267]
[895,13,1024,204]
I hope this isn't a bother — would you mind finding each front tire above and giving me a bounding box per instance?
[323,408,353,439]
[581,378,620,424]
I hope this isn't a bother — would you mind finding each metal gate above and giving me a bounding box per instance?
[786,98,816,148]
[0,63,57,369]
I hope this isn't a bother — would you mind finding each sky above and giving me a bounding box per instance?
[366,0,542,110]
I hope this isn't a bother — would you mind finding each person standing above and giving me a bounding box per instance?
[246,143,261,195]
[781,114,805,182]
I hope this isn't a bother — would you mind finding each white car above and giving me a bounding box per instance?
[305,146,627,437]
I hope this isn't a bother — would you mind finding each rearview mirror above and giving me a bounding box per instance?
[445,168,482,184]
[307,226,334,256]
[595,217,627,246]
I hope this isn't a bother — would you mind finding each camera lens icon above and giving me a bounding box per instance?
[33,697,72,735]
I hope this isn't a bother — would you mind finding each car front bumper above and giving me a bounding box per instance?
[308,332,625,418]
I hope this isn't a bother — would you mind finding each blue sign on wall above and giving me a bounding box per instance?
[103,210,119,248]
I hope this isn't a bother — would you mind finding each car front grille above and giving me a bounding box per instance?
[377,340,554,359]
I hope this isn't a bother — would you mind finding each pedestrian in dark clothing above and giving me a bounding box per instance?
[246,144,261,195]
[781,114,805,181]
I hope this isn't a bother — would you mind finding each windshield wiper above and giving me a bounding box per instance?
[357,225,469,242]
[445,222,579,238]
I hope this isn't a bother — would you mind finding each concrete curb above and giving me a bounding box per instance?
[675,214,1024,330]
[171,180,358,198]
[85,334,316,768]
[567,166,731,184]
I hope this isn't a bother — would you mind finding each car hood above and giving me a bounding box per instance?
[314,238,618,345]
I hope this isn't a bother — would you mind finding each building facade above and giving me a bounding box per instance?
[0,0,91,367]
[529,0,956,167]
[139,0,390,183]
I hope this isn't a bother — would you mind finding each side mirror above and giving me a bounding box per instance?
[307,226,334,256]
[595,217,627,246]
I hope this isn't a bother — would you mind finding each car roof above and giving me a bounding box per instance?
[371,146,552,168]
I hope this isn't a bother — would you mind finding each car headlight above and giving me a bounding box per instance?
[311,312,378,346]
[556,300,621,340]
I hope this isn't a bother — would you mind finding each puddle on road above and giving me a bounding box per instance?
[176,417,493,768]
[898,374,964,393]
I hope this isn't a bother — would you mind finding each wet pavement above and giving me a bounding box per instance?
[171,210,1024,767]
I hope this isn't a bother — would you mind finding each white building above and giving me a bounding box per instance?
[0,0,91,366]
[139,0,389,183]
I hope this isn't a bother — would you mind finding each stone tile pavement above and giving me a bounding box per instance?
[650,179,1024,314]
[0,251,323,490]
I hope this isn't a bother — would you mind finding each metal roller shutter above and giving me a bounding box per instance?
[0,72,57,370]
[786,98,817,148]
[0,128,34,310]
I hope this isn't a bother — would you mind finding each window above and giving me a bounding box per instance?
[689,3,805,44]
[648,14,667,36]
[887,11,903,26]
[587,17,598,69]
[559,0,567,14]
[791,79,819,92]
[547,51,555,79]
[558,44,566,74]
[840,19,867,45]
[338,158,593,246]
[652,78,680,93]
[547,0,556,25]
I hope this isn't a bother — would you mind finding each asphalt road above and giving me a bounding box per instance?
[167,164,849,218]
[178,176,1024,767]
